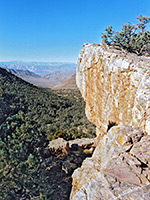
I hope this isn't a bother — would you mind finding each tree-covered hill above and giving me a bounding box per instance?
[0,67,95,199]
[0,67,95,140]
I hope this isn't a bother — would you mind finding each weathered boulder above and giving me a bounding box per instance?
[48,138,69,155]
[48,137,95,155]
[48,138,68,150]
[71,43,150,200]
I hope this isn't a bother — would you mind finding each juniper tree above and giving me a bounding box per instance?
[101,15,150,55]
[101,26,114,45]
[136,15,150,33]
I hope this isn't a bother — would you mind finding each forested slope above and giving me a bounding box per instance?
[0,67,95,199]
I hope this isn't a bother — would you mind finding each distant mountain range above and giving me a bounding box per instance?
[6,68,40,77]
[0,61,77,73]
[0,62,77,88]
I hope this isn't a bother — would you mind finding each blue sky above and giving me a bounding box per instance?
[0,0,149,63]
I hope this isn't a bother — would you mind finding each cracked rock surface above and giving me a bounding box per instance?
[71,125,150,200]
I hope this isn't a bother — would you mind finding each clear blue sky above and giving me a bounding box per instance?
[0,0,149,63]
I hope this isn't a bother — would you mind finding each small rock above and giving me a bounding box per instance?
[48,138,69,155]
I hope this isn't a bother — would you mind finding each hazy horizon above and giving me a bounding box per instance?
[0,60,77,64]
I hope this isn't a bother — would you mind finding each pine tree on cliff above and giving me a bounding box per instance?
[101,15,150,56]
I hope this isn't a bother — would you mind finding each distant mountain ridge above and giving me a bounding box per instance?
[0,61,77,88]
[5,68,40,78]
[3,67,76,88]
[0,61,77,73]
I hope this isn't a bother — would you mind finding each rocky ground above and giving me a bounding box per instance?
[43,138,95,200]
[71,125,150,200]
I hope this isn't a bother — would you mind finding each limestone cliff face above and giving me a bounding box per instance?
[76,43,150,135]
[70,43,150,200]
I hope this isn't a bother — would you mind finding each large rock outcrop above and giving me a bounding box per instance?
[70,43,150,200]
[76,43,150,135]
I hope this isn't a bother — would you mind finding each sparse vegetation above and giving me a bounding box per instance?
[101,15,150,56]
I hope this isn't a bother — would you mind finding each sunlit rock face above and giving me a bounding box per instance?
[76,43,150,135]
[70,43,150,200]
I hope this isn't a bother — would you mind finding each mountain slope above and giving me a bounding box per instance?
[0,67,95,199]
[4,67,76,88]
[52,74,77,90]
[0,67,95,139]
[5,68,41,77]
